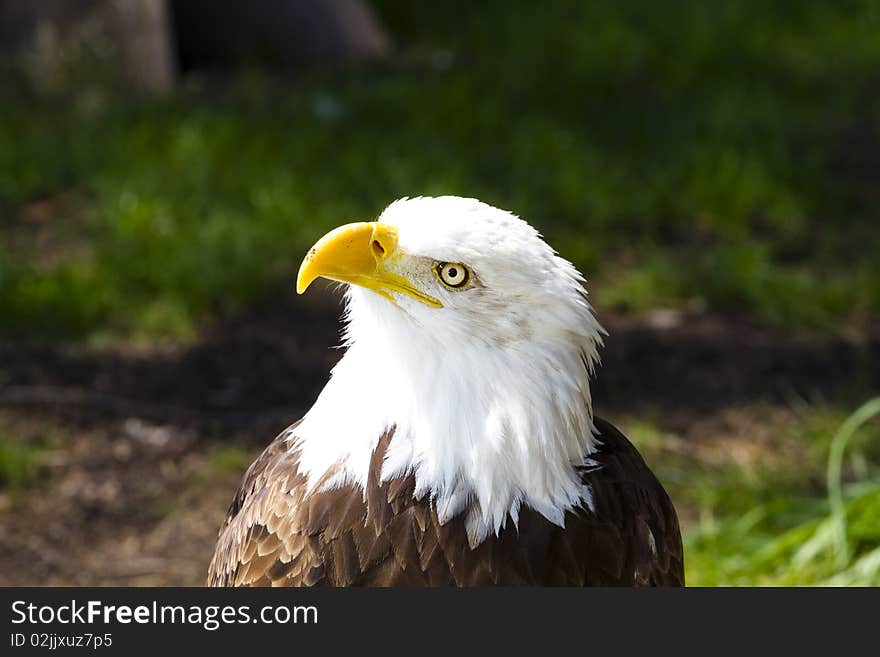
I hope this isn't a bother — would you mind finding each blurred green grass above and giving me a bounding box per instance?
[1,1,879,339]
[0,433,43,491]
[629,400,880,585]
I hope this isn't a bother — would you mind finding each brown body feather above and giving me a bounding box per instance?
[207,417,684,587]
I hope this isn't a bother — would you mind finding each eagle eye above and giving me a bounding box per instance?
[435,262,471,289]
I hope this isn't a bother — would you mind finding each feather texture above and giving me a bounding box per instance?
[207,416,684,587]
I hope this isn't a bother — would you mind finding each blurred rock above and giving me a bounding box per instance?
[123,417,172,448]
[1,0,390,93]
[1,0,176,94]
[646,308,683,330]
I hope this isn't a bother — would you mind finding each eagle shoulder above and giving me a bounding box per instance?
[577,416,685,586]
[207,425,404,587]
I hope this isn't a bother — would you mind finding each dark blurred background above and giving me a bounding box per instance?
[0,0,879,585]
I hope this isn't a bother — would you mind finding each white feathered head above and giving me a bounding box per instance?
[295,196,605,545]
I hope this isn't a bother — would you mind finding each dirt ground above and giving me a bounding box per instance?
[1,293,878,585]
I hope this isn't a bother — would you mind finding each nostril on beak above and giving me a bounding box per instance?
[369,222,397,262]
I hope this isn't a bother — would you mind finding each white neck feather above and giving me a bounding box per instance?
[289,286,603,547]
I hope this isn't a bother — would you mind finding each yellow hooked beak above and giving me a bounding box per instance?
[296,221,442,308]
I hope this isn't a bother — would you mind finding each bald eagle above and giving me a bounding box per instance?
[208,196,684,586]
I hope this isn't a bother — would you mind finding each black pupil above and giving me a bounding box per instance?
[447,267,458,279]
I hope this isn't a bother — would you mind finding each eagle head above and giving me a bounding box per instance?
[293,196,605,545]
[298,196,601,350]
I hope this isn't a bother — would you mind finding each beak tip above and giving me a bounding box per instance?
[295,265,313,295]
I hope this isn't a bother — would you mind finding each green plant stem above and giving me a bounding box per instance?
[827,397,880,567]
